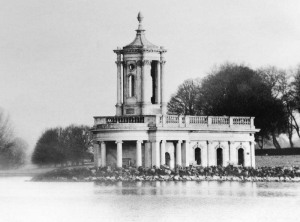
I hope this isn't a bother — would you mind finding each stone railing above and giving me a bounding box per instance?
[93,115,255,130]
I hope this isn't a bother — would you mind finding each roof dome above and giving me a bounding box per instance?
[123,12,159,50]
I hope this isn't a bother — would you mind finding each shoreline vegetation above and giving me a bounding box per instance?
[31,165,300,183]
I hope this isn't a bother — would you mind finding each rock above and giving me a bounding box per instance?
[72,177,78,181]
[174,175,179,181]
[165,169,172,175]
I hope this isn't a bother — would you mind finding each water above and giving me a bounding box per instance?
[1,177,300,222]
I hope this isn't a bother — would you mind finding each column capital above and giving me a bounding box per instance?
[151,140,160,143]
[136,140,143,144]
[207,141,213,145]
[142,60,151,66]
[184,140,190,143]
[115,61,123,65]
[116,140,123,144]
[99,141,106,145]
[177,140,182,144]
[161,140,167,143]
[160,60,166,64]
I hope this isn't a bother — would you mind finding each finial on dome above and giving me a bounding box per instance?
[137,12,143,23]
[136,12,144,31]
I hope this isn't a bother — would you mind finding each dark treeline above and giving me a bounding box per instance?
[0,108,28,169]
[31,125,93,166]
[167,63,300,149]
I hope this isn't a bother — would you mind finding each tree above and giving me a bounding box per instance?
[257,66,297,148]
[167,79,202,115]
[0,109,28,169]
[32,128,64,166]
[199,64,288,149]
[60,125,90,165]
[168,63,289,149]
[32,125,90,166]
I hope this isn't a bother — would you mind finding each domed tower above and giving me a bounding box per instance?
[113,12,167,116]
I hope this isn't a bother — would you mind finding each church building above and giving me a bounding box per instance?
[91,12,259,169]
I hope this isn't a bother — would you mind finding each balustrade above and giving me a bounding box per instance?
[94,115,253,129]
[166,115,179,124]
[189,116,208,124]
[232,117,250,125]
[106,116,144,123]
[211,116,229,125]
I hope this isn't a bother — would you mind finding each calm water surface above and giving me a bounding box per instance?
[1,177,300,222]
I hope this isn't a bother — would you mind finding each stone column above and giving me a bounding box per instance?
[100,141,106,167]
[142,60,152,101]
[123,61,126,103]
[160,59,166,114]
[93,142,100,168]
[245,143,251,167]
[207,141,215,166]
[116,141,123,168]
[176,140,182,166]
[223,142,229,167]
[250,141,255,168]
[115,51,123,116]
[141,60,145,104]
[136,140,143,167]
[160,140,166,165]
[144,141,151,168]
[170,151,175,169]
[182,140,190,167]
[230,142,236,165]
[116,60,122,104]
[201,143,208,167]
[228,141,231,164]
[152,141,160,167]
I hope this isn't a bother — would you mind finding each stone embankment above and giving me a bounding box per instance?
[31,165,300,182]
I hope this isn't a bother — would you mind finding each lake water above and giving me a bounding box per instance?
[1,177,300,222]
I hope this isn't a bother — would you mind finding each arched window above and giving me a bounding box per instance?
[128,75,135,97]
[217,148,223,166]
[238,148,244,166]
[195,148,201,165]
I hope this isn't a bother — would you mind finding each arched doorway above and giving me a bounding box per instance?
[165,152,171,167]
[195,148,201,165]
[217,148,223,166]
[238,148,244,166]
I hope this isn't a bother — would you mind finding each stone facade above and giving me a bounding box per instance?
[91,12,259,169]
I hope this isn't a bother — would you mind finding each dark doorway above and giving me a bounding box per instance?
[150,61,157,104]
[238,148,244,166]
[217,148,223,166]
[195,148,201,165]
[165,152,171,166]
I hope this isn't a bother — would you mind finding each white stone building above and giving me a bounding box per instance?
[91,13,259,169]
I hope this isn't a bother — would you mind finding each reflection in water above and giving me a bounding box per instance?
[1,177,300,222]
[94,180,299,198]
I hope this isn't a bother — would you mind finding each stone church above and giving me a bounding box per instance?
[91,12,259,169]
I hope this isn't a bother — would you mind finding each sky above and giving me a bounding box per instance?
[0,0,300,151]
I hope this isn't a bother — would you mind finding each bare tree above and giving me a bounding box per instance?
[167,79,202,115]
[0,108,28,169]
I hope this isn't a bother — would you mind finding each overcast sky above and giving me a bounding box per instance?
[1,0,300,150]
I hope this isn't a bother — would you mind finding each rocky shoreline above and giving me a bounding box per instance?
[31,165,300,183]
